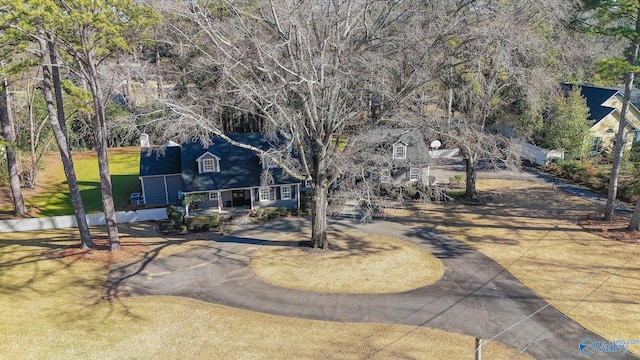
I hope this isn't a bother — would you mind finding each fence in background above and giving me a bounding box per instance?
[0,208,167,233]
[511,139,564,166]
[429,148,460,158]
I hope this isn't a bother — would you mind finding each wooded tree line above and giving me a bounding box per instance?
[1,0,639,250]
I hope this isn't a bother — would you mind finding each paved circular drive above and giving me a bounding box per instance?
[104,218,638,360]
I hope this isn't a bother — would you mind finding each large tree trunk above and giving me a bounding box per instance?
[310,152,329,249]
[464,156,478,200]
[40,39,94,249]
[311,179,329,249]
[0,74,27,216]
[628,198,640,231]
[85,52,120,251]
[604,6,640,221]
[604,71,635,221]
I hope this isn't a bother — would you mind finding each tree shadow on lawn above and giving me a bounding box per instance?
[1,223,225,328]
[296,229,404,257]
[474,186,598,221]
[227,220,404,259]
[515,257,640,306]
[0,229,105,272]
[377,185,604,252]
[45,176,142,216]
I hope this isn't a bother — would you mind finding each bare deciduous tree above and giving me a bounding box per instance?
[426,1,577,199]
[154,0,444,248]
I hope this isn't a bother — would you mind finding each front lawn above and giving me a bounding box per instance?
[251,231,444,293]
[387,179,640,354]
[0,223,531,359]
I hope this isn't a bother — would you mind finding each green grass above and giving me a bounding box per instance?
[21,147,140,217]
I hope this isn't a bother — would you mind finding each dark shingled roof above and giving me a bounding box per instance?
[181,133,299,192]
[563,83,618,124]
[613,86,640,111]
[387,129,431,166]
[139,145,182,176]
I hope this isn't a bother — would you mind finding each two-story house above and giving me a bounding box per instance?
[382,129,432,185]
[138,133,302,214]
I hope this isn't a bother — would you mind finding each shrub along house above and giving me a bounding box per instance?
[138,133,302,216]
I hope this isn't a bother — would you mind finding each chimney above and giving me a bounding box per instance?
[140,133,150,148]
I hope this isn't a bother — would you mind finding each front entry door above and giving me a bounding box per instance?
[232,190,245,206]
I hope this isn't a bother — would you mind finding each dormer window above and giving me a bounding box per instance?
[197,152,220,173]
[393,142,407,160]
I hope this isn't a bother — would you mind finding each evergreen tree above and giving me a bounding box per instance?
[3,0,157,250]
[540,87,592,159]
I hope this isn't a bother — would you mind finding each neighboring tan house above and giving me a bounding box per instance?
[138,133,302,214]
[382,129,432,185]
[567,83,640,153]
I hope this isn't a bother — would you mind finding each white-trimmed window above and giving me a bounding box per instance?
[409,168,419,181]
[208,191,218,201]
[281,185,291,200]
[259,187,271,202]
[203,158,216,172]
[393,143,406,159]
[197,152,220,173]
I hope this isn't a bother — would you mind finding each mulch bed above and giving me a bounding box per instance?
[43,235,148,265]
[578,213,640,243]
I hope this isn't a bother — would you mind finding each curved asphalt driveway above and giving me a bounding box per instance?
[104,218,638,360]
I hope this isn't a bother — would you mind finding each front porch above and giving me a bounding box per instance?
[184,184,300,217]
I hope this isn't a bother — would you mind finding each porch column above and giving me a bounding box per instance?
[217,191,222,214]
[296,184,300,210]
[250,188,255,210]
